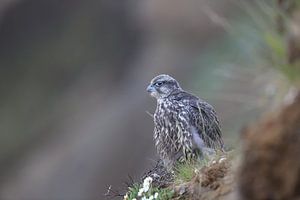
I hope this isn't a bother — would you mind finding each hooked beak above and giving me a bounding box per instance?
[147,85,155,93]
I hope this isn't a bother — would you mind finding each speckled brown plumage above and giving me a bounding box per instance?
[147,74,224,169]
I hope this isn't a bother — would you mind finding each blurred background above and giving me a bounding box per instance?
[0,0,292,199]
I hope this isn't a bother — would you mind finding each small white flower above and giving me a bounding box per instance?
[154,192,159,199]
[132,199,137,200]
[143,177,153,185]
[141,197,147,200]
[138,188,144,196]
[123,193,128,200]
[143,184,150,192]
[142,177,153,192]
[149,195,154,200]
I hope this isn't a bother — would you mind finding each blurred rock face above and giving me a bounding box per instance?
[0,0,146,199]
[240,93,300,200]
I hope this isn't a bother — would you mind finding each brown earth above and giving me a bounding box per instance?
[239,91,300,200]
[173,157,235,200]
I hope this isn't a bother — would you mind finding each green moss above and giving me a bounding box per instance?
[174,156,211,184]
[174,163,196,184]
[127,183,140,199]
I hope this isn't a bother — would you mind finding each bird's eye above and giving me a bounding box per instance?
[155,82,163,87]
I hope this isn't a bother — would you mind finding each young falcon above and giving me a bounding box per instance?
[147,74,224,169]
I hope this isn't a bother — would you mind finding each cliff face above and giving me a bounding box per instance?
[239,92,300,200]
[238,1,300,199]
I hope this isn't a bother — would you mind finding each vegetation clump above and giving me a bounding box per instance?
[123,153,232,200]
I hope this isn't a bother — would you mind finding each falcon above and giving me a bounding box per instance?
[147,74,224,169]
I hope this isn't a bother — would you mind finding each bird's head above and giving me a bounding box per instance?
[147,74,181,99]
